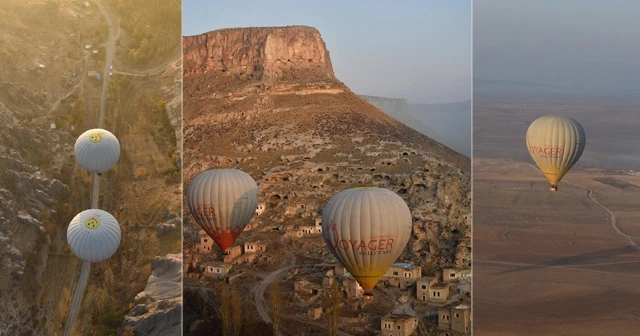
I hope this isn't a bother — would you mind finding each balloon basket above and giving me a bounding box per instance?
[550,185,558,192]
[363,292,375,302]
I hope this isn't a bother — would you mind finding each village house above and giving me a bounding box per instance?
[443,268,471,282]
[430,281,450,303]
[416,277,450,303]
[383,263,422,289]
[196,230,214,254]
[439,305,471,334]
[244,241,267,254]
[301,218,323,235]
[308,307,323,320]
[222,246,242,263]
[201,262,232,279]
[416,276,434,301]
[380,314,419,336]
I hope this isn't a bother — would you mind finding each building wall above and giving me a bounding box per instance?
[429,285,450,303]
[381,316,418,336]
[451,308,471,334]
[439,309,452,330]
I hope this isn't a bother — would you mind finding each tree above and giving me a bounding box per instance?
[269,281,282,336]
[220,283,232,336]
[322,280,342,336]
[231,284,242,336]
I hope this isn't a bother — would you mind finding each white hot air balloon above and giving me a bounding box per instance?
[322,187,412,300]
[67,209,121,262]
[74,128,120,174]
[526,115,586,191]
[187,169,259,251]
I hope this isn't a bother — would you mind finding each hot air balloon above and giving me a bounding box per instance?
[322,187,412,301]
[74,128,120,174]
[526,115,586,191]
[187,169,258,252]
[67,209,121,262]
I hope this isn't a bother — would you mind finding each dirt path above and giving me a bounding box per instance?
[49,80,83,115]
[251,254,342,335]
[524,162,640,250]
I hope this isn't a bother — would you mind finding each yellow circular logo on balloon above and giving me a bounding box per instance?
[90,132,103,143]
[85,217,100,230]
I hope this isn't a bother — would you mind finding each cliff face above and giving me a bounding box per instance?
[183,26,334,79]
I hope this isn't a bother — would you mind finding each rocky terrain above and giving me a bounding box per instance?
[0,100,76,334]
[0,1,91,333]
[183,26,471,335]
[121,253,182,335]
[0,1,182,334]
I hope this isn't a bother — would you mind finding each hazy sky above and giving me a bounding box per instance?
[183,0,471,104]
[475,0,640,93]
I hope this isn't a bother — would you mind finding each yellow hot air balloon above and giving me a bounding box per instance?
[526,115,586,191]
[322,187,412,300]
[186,169,259,252]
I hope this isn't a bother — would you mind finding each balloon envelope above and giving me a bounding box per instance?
[526,115,586,189]
[74,128,120,173]
[67,209,121,262]
[322,187,412,292]
[187,169,258,251]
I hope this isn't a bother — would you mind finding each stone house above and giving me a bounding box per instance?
[244,241,267,254]
[439,305,471,334]
[443,268,471,282]
[197,230,214,254]
[383,263,422,289]
[416,277,450,303]
[308,307,323,319]
[201,262,232,279]
[222,246,242,263]
[380,314,419,336]
[429,281,450,303]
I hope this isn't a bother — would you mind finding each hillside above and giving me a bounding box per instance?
[358,95,471,157]
[183,26,471,335]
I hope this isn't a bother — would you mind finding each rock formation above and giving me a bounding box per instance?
[183,26,334,79]
[121,254,182,335]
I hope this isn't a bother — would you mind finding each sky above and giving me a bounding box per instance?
[183,0,471,104]
[475,0,640,93]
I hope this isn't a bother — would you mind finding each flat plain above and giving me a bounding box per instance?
[473,101,640,335]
